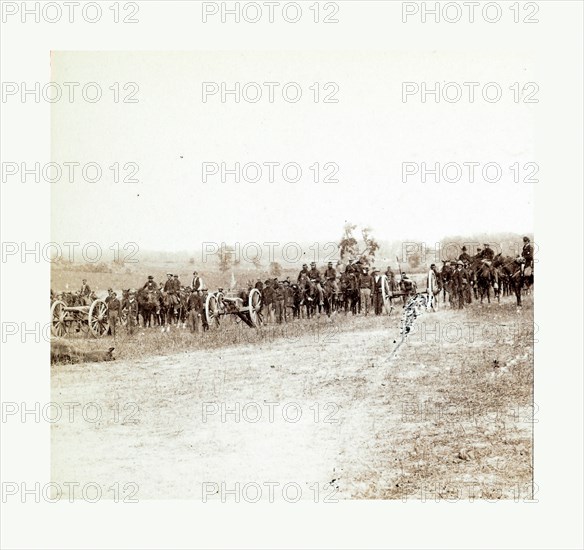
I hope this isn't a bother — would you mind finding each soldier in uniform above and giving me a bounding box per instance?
[324,261,338,293]
[297,264,309,282]
[385,266,396,292]
[452,261,466,309]
[359,266,374,315]
[173,274,181,292]
[482,243,495,261]
[426,264,439,311]
[191,271,204,292]
[122,289,139,335]
[80,279,91,297]
[372,268,383,315]
[522,236,534,269]
[142,275,157,292]
[187,288,204,333]
[163,273,174,293]
[308,262,324,305]
[273,279,285,324]
[458,246,472,264]
[107,291,122,337]
[262,279,275,324]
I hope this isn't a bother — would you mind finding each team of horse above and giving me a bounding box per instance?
[441,254,533,306]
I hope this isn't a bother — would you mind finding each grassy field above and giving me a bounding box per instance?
[51,288,534,501]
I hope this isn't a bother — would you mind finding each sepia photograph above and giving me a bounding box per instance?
[48,50,537,501]
[2,2,583,549]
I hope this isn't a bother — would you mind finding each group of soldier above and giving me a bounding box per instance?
[62,237,534,336]
[431,237,534,310]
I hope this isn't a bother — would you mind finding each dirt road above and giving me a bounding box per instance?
[52,300,533,501]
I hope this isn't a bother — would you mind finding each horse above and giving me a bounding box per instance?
[475,261,497,304]
[496,256,529,306]
[137,288,160,327]
[322,278,338,316]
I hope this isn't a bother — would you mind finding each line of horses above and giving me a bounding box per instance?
[441,254,534,306]
[52,253,533,333]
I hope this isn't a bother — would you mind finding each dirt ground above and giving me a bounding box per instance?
[51,296,534,501]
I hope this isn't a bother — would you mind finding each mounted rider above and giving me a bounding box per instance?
[142,275,157,292]
[308,262,324,306]
[521,237,534,271]
[324,261,339,294]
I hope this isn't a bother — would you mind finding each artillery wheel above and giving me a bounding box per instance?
[51,300,68,337]
[248,288,263,328]
[88,299,109,337]
[205,292,223,328]
[380,275,393,315]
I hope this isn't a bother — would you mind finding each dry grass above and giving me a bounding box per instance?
[51,291,533,500]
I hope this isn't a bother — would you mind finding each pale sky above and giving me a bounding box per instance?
[51,51,534,251]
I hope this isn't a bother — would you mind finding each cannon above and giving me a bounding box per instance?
[50,298,109,338]
[205,288,263,329]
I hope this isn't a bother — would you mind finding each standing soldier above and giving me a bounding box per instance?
[122,289,139,335]
[283,280,294,322]
[262,279,275,324]
[273,279,285,324]
[385,266,396,292]
[107,292,122,337]
[451,261,464,309]
[191,271,204,292]
[359,266,374,315]
[426,264,439,311]
[441,261,453,305]
[187,288,204,333]
[372,269,383,315]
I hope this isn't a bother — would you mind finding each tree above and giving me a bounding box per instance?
[269,262,282,277]
[408,253,421,269]
[217,244,235,273]
[338,222,380,265]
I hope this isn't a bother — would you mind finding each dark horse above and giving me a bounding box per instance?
[475,261,499,304]
[495,256,529,306]
[137,288,160,327]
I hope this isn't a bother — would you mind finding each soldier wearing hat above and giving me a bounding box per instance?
[191,271,204,292]
[458,246,472,264]
[371,268,383,315]
[80,279,91,297]
[324,261,339,295]
[522,236,533,269]
[308,262,324,305]
[107,291,122,337]
[122,289,139,334]
[163,273,174,293]
[426,264,440,312]
[297,263,309,283]
[187,287,204,333]
[262,279,275,324]
[482,243,495,261]
[452,261,466,309]
[142,275,157,292]
[273,280,286,324]
[359,266,374,315]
